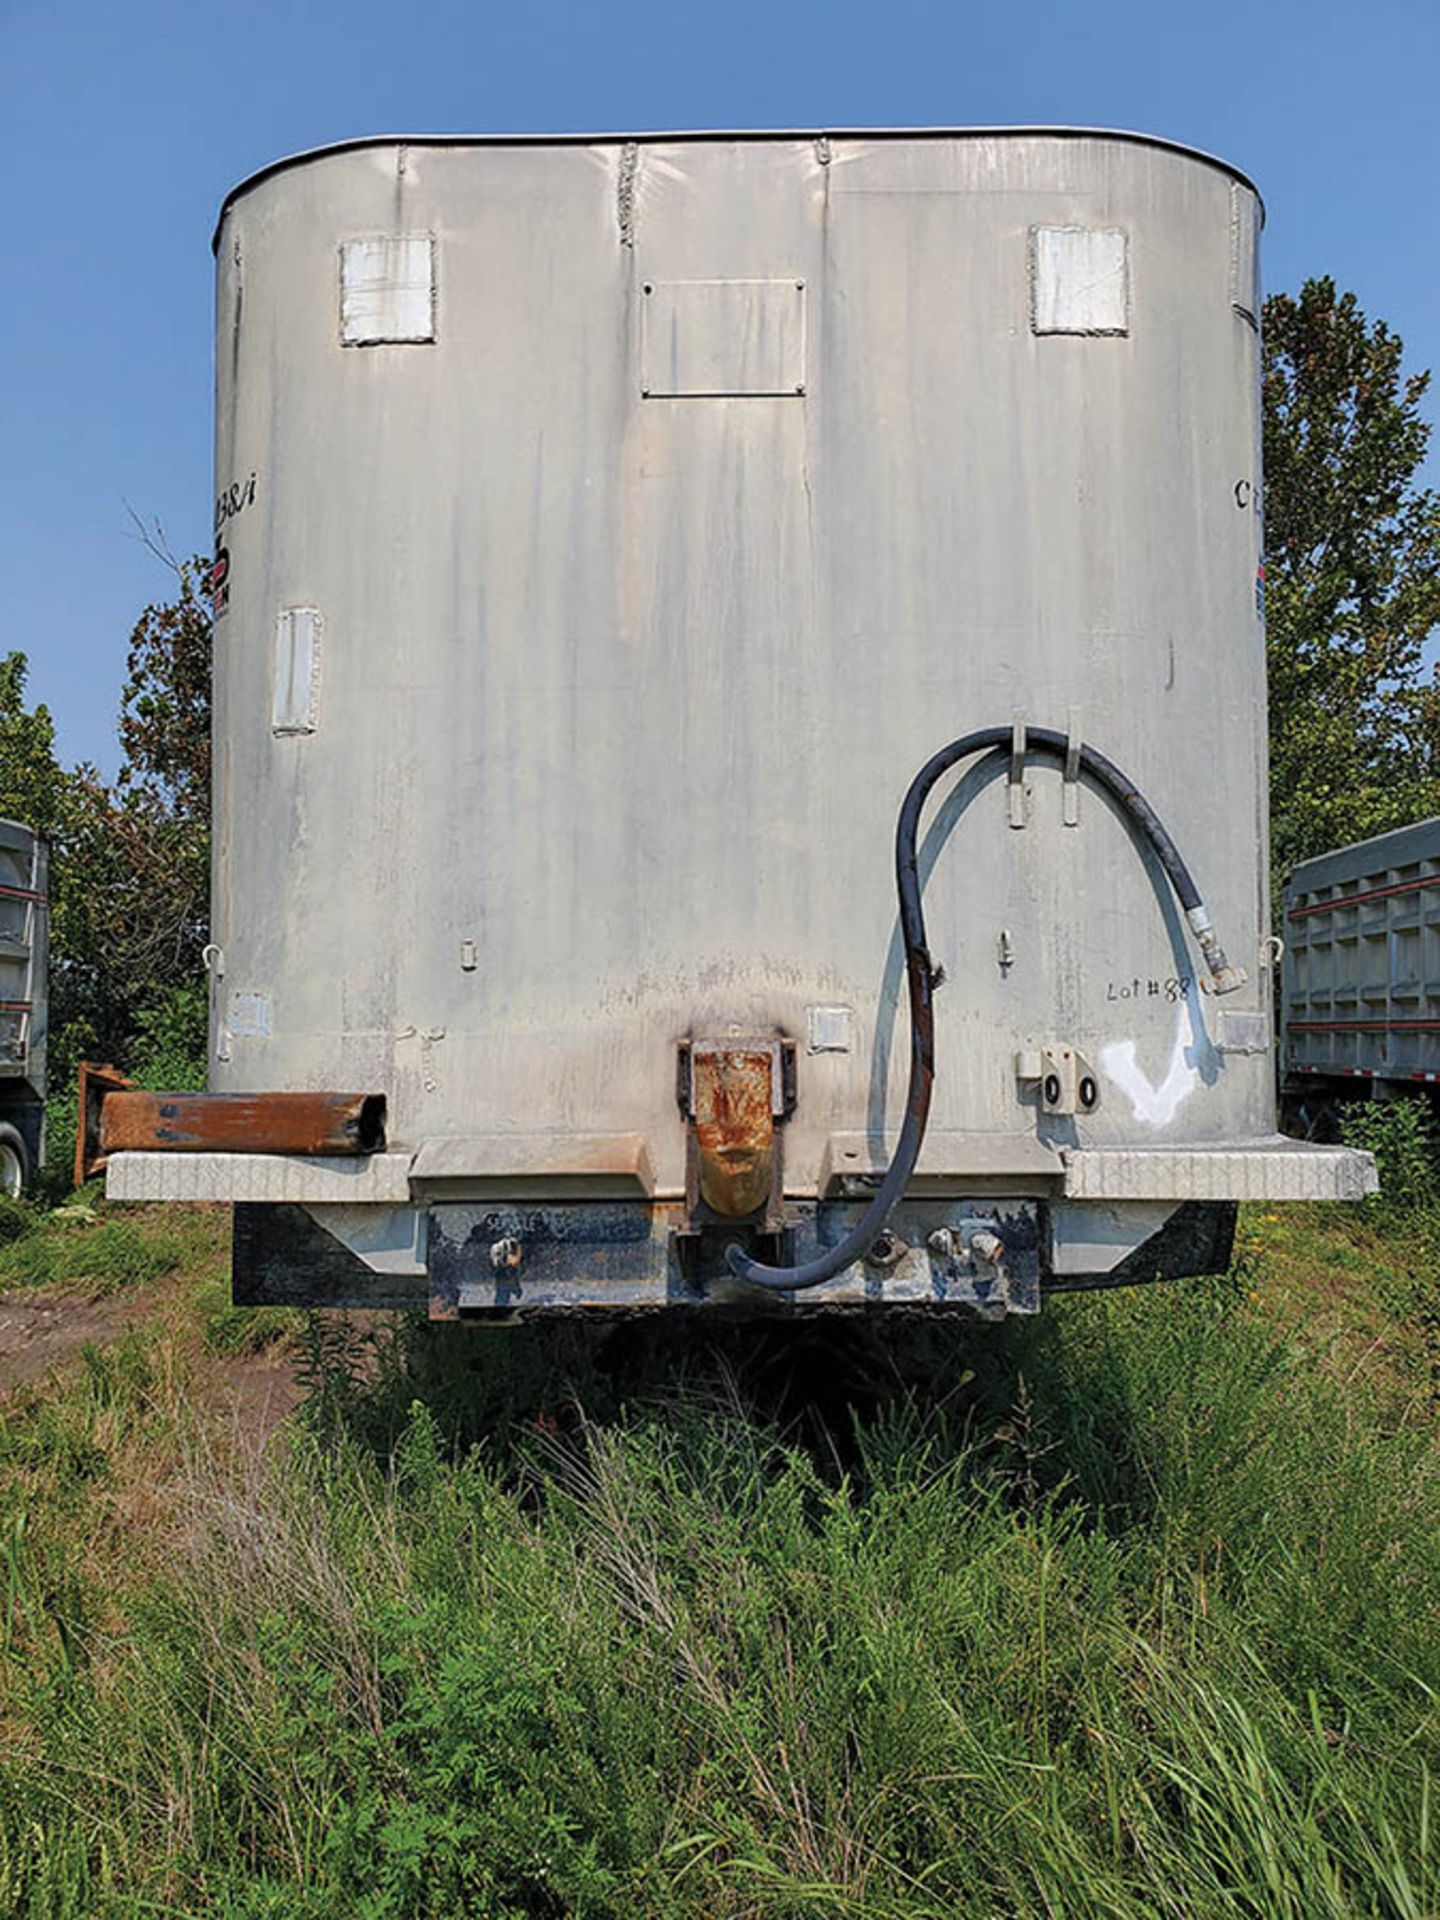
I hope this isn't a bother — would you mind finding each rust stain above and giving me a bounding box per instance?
[693,1048,774,1218]
[82,1082,386,1177]
[75,1061,136,1186]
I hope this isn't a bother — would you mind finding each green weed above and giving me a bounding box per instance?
[0,1199,226,1299]
[0,1214,188,1295]
[1,1256,1436,1919]
[193,1277,299,1358]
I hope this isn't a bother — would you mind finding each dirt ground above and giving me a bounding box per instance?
[0,1277,306,1436]
[0,1283,163,1394]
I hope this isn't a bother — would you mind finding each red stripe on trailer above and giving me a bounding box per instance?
[0,885,45,905]
[0,1000,31,1013]
[1286,1018,1440,1034]
[1288,874,1440,918]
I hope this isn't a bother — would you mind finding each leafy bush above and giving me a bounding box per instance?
[25,980,206,1214]
[130,979,208,1092]
[1340,1096,1440,1212]
[0,1195,33,1245]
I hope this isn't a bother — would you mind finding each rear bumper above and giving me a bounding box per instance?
[104,1135,1377,1319]
[105,1136,1377,1207]
[231,1193,1217,1319]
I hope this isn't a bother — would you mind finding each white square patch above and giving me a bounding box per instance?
[340,235,435,345]
[1031,228,1129,336]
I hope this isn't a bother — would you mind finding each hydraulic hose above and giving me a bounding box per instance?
[726,726,1246,1293]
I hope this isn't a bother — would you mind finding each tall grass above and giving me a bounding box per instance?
[0,1198,226,1299]
[2,1263,1437,1918]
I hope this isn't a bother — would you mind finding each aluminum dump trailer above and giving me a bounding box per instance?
[1282,817,1440,1116]
[0,820,48,1194]
[102,127,1372,1315]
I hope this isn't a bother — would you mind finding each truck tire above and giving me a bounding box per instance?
[0,1122,30,1198]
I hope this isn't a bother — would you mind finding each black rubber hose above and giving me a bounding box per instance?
[726,726,1242,1293]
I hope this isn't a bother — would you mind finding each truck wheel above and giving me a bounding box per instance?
[0,1123,30,1198]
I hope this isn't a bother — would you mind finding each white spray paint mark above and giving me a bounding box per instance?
[1100,1014,1199,1127]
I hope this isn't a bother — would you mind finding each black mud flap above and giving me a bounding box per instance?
[1043,1201,1238,1293]
[232,1203,425,1311]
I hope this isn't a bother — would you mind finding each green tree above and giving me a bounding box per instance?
[0,653,69,841]
[1263,277,1440,882]
[0,557,212,1101]
[117,553,212,824]
[107,552,213,1082]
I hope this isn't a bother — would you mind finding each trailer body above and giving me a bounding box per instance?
[105,129,1372,1312]
[1282,816,1440,1109]
[0,820,48,1193]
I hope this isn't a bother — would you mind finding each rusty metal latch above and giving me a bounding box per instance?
[677,1037,796,1233]
[76,1060,387,1183]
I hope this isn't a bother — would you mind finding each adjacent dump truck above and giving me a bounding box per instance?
[1282,816,1440,1127]
[88,127,1375,1315]
[0,820,47,1195]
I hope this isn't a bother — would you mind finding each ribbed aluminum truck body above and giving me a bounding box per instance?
[1283,817,1440,1108]
[103,128,1373,1314]
[0,820,48,1194]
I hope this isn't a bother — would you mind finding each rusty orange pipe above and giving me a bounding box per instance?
[77,1065,386,1181]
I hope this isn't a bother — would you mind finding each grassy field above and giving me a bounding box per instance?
[0,1189,1436,1918]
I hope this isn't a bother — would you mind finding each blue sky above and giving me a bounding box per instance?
[3,0,1438,773]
